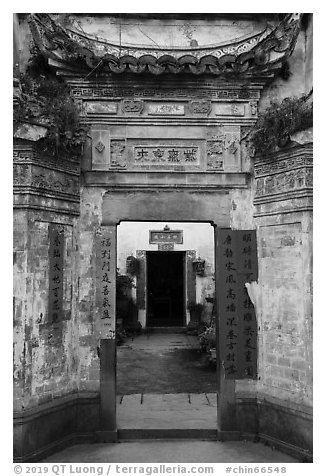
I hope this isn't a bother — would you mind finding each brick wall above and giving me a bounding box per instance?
[257,219,312,405]
[13,213,80,410]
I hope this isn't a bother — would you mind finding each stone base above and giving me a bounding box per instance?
[14,391,312,463]
[96,430,118,443]
[236,394,312,462]
[257,395,313,462]
[217,430,241,441]
[13,392,100,462]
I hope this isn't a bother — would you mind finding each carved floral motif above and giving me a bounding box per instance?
[189,100,212,115]
[207,137,224,170]
[110,140,127,168]
[121,99,144,114]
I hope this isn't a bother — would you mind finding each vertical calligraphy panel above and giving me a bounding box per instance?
[236,230,258,379]
[217,229,241,379]
[96,226,116,339]
[217,229,258,380]
[48,224,64,324]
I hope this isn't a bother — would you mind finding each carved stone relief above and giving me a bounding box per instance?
[121,99,144,114]
[14,162,79,196]
[189,100,211,115]
[226,138,238,155]
[71,86,260,101]
[223,127,241,171]
[13,164,30,186]
[31,173,79,195]
[255,156,312,176]
[249,101,258,116]
[255,166,313,197]
[207,137,224,170]
[148,103,185,115]
[95,141,105,153]
[215,103,245,116]
[85,101,118,114]
[110,140,127,168]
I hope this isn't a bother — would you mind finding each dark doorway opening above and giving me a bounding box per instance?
[147,251,185,327]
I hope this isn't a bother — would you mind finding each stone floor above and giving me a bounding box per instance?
[42,440,299,463]
[117,393,217,430]
[41,332,300,463]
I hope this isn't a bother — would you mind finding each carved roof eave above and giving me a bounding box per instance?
[29,13,302,80]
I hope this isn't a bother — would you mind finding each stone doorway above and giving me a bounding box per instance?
[98,190,242,441]
[115,220,217,436]
[147,251,185,327]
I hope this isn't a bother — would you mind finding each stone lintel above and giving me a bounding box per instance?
[83,171,248,189]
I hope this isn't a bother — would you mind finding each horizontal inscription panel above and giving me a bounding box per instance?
[148,103,185,115]
[133,145,199,166]
[150,230,183,244]
[215,103,245,116]
[86,102,118,114]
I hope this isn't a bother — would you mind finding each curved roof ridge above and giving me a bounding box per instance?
[28,13,302,78]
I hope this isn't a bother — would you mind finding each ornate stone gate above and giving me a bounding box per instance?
[13,13,311,461]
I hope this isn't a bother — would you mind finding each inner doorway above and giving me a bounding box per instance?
[147,251,185,327]
[116,220,217,435]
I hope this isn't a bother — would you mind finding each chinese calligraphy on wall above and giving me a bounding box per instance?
[218,229,258,379]
[134,146,199,165]
[48,224,64,324]
[96,227,116,339]
[149,228,183,244]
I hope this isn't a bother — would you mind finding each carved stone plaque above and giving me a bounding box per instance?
[86,102,118,114]
[215,103,245,116]
[148,103,185,115]
[134,145,199,166]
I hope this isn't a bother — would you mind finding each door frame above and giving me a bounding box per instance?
[145,250,186,327]
[97,188,239,442]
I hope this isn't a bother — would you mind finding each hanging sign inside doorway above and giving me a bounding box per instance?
[217,229,258,380]
[95,226,116,339]
[48,224,64,324]
[149,226,183,244]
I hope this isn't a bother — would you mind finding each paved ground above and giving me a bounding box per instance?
[117,332,217,394]
[42,440,299,463]
[117,393,217,429]
[41,332,299,463]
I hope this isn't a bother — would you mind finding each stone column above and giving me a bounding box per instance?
[215,227,239,440]
[95,225,117,441]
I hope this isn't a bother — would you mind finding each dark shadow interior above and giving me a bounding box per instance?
[147,251,185,326]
